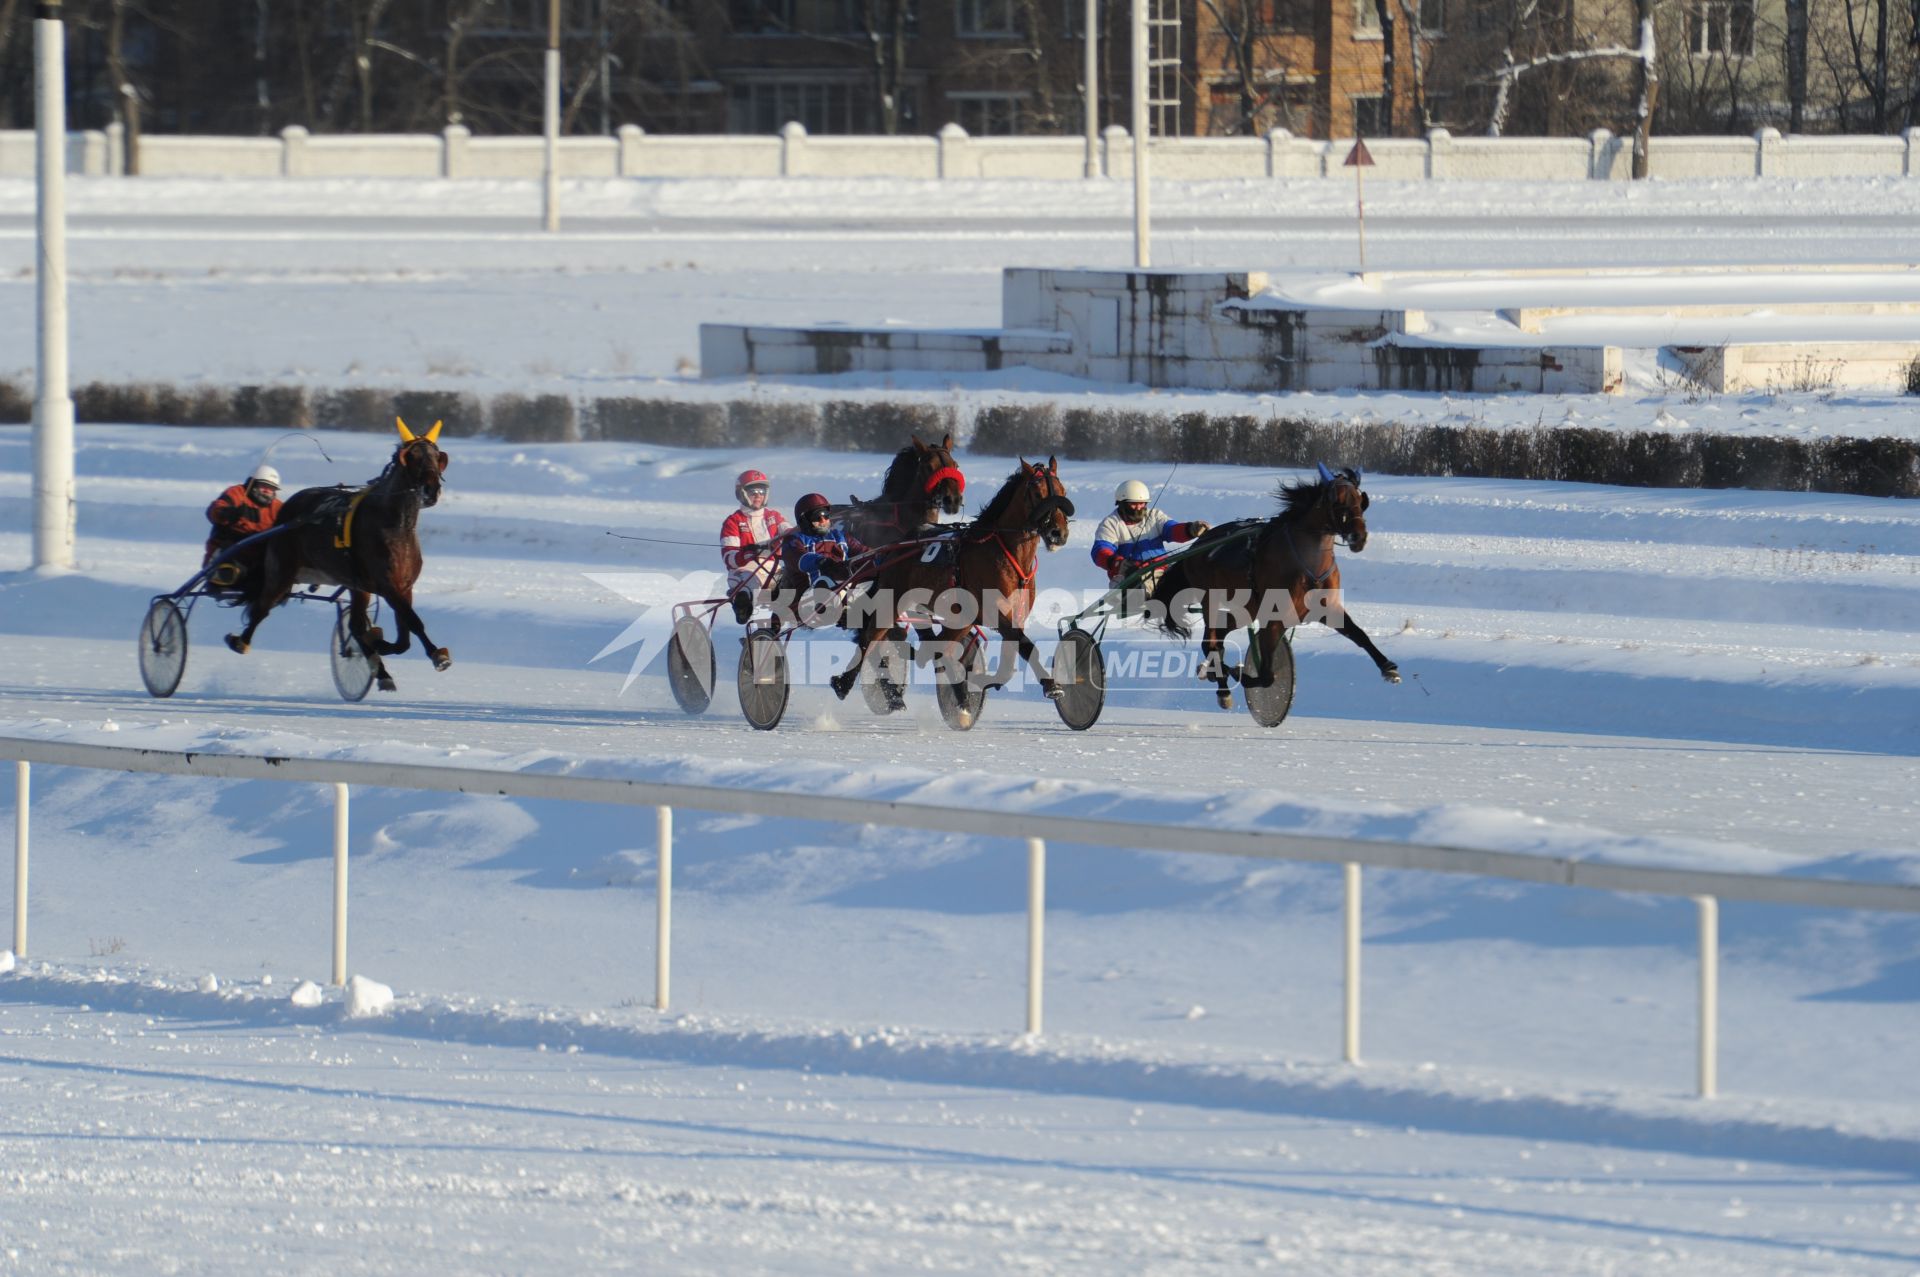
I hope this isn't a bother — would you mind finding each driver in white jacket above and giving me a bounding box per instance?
[1090,479,1209,589]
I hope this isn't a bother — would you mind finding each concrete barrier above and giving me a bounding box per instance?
[12,125,1920,183]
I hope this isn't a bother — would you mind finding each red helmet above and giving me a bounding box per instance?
[794,492,832,524]
[735,469,770,506]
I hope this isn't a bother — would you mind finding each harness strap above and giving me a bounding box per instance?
[986,530,1038,587]
[333,488,371,550]
[1282,521,1334,585]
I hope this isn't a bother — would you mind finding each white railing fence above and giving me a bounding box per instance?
[6,736,1919,1100]
[5,123,1919,184]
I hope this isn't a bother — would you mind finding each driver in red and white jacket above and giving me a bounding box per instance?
[722,468,788,623]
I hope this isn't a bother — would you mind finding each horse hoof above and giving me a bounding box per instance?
[829,673,853,701]
[224,635,249,655]
[1382,666,1401,684]
[1041,680,1064,702]
[1216,690,1234,709]
[377,676,397,692]
[432,648,452,671]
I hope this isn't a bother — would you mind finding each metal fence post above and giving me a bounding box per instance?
[1026,837,1046,1036]
[656,805,672,1011]
[12,761,27,958]
[1697,894,1718,1099]
[331,783,348,986]
[1344,861,1362,1064]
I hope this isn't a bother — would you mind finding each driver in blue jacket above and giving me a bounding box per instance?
[781,492,868,590]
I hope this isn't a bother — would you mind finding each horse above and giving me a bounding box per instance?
[1149,463,1399,708]
[839,434,966,549]
[827,457,1073,708]
[225,417,452,692]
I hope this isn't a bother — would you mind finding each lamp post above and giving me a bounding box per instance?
[543,0,560,232]
[1130,0,1148,267]
[35,0,76,570]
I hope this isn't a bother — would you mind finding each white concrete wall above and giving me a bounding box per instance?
[139,134,283,177]
[0,129,110,175]
[11,125,1920,183]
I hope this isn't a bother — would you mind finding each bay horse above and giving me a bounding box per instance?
[225,418,451,692]
[828,458,1073,707]
[839,434,966,549]
[1149,463,1399,708]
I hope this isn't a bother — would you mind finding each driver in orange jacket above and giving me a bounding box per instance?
[203,463,283,584]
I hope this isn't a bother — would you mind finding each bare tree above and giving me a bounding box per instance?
[0,0,22,128]
[1786,0,1807,129]
[1485,0,1648,139]
[1396,0,1428,130]
[106,0,142,173]
[1631,0,1655,174]
[1371,0,1397,133]
[1196,0,1313,135]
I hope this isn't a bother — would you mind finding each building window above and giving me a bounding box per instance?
[1689,1,1754,57]
[1258,0,1314,33]
[727,79,919,133]
[957,0,1019,36]
[729,79,859,133]
[949,92,1026,135]
[1418,0,1443,31]
[1350,93,1384,137]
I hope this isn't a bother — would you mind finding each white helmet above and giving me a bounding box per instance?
[1114,479,1150,505]
[249,463,281,489]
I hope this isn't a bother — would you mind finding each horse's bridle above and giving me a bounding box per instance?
[1023,468,1074,547]
[396,438,446,507]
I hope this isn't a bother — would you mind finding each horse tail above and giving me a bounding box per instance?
[1148,556,1194,640]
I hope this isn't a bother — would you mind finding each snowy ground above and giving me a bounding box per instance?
[1,178,1918,1272]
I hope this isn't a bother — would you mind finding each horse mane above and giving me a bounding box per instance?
[1274,467,1359,521]
[973,465,1028,526]
[879,444,925,498]
[1274,476,1328,520]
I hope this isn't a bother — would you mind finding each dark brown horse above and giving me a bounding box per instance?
[840,434,967,549]
[1149,464,1399,707]
[828,458,1073,706]
[226,418,451,692]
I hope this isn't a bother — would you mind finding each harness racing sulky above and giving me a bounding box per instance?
[139,419,454,701]
[1051,463,1398,731]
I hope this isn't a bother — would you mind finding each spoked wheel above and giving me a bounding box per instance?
[1051,629,1105,732]
[737,630,791,731]
[934,632,989,731]
[1242,626,1297,729]
[860,636,910,716]
[137,598,189,699]
[328,609,376,702]
[666,615,717,715]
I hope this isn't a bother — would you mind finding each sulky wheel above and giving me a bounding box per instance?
[737,630,791,731]
[934,632,989,731]
[1051,629,1105,732]
[1242,626,1297,729]
[329,610,376,702]
[666,615,717,715]
[138,598,189,699]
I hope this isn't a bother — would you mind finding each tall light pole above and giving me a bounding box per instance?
[35,0,76,569]
[543,0,561,232]
[1130,0,1149,267]
[1083,0,1098,178]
